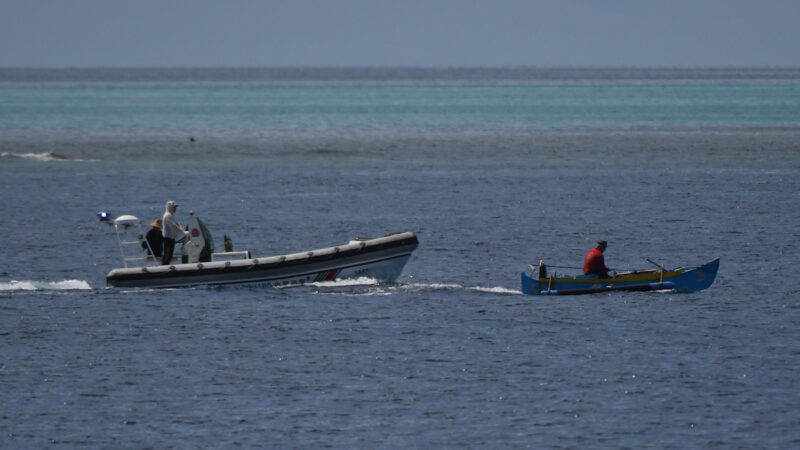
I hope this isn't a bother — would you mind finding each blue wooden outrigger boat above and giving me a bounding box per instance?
[521,258,719,295]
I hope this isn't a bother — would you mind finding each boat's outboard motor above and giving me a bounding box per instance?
[182,212,214,263]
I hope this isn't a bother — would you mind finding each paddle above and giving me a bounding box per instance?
[646,258,666,284]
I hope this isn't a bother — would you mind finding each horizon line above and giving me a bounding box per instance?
[2,65,800,71]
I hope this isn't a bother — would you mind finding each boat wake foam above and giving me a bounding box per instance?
[0,279,93,291]
[309,280,523,296]
[306,277,381,288]
[404,283,523,295]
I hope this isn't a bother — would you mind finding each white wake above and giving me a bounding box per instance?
[0,279,93,291]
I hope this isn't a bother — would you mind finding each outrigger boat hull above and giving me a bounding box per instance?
[107,232,418,289]
[521,258,719,295]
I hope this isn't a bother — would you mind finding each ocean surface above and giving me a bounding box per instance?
[1,68,799,448]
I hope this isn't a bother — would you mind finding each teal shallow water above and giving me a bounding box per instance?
[2,84,800,133]
[2,68,800,136]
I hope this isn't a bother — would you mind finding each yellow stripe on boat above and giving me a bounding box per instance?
[539,268,685,284]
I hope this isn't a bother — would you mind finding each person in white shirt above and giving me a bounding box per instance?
[161,200,189,265]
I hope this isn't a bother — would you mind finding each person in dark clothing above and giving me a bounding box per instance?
[142,218,163,258]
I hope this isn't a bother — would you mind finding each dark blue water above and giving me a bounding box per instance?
[1,68,800,447]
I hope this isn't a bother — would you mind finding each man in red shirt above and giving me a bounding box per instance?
[584,240,614,278]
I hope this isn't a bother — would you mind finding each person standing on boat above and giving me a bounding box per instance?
[141,218,163,258]
[161,201,189,265]
[584,240,614,278]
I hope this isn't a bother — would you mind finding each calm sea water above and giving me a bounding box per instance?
[1,68,800,448]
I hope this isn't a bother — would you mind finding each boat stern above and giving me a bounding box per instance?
[521,271,540,295]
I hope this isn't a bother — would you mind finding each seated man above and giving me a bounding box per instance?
[584,240,613,278]
[141,218,163,258]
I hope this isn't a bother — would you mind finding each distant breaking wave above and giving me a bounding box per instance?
[1,151,70,162]
[0,279,92,291]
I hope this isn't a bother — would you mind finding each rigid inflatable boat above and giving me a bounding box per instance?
[104,213,418,289]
